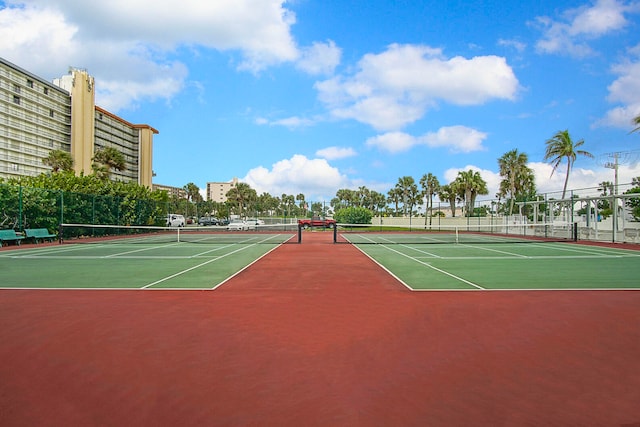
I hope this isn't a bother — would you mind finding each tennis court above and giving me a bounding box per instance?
[0,224,299,290]
[2,228,640,426]
[2,222,639,291]
[335,223,640,291]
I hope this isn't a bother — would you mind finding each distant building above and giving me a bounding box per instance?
[207,177,238,203]
[152,183,187,199]
[0,57,157,187]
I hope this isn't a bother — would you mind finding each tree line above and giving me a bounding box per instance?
[3,124,639,226]
[213,130,598,219]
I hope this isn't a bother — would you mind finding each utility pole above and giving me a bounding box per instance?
[600,150,639,241]
[604,152,619,240]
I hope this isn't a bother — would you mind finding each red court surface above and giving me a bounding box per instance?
[1,232,639,426]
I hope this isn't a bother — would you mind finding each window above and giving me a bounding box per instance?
[27,79,33,88]
[43,87,49,95]
[10,163,19,171]
[13,84,20,93]
[13,95,20,105]
[49,109,54,118]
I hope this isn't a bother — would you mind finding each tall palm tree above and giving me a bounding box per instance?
[454,170,489,217]
[296,193,306,215]
[387,187,401,216]
[370,191,387,215]
[42,149,74,173]
[395,176,419,216]
[438,184,458,218]
[497,149,535,215]
[419,173,440,225]
[356,186,371,208]
[226,182,255,217]
[183,182,202,203]
[543,130,594,199]
[92,147,126,179]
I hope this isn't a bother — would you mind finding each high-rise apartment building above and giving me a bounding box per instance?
[0,57,157,187]
[207,177,238,202]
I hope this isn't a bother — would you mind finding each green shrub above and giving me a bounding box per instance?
[334,207,373,224]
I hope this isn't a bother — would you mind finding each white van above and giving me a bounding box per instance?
[166,214,185,227]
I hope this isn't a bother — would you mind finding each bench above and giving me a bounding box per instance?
[24,228,57,243]
[0,229,25,246]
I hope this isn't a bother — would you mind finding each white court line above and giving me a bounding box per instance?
[368,244,485,290]
[210,243,284,290]
[459,244,529,258]
[395,244,443,258]
[141,244,258,289]
[530,242,640,257]
[143,234,292,289]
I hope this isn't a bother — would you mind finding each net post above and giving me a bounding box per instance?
[573,222,578,242]
[58,223,63,244]
[297,223,302,244]
[333,223,337,243]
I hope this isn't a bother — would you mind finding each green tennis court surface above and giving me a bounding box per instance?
[2,229,639,290]
[354,241,640,290]
[0,238,291,290]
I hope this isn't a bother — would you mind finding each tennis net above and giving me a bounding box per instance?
[60,223,300,245]
[334,222,576,244]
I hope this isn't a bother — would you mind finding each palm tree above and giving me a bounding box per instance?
[226,182,256,217]
[356,186,370,208]
[369,191,387,215]
[183,182,202,203]
[632,113,640,133]
[335,189,355,209]
[454,170,489,217]
[438,184,458,217]
[296,193,306,216]
[497,149,535,215]
[42,149,74,173]
[92,147,126,179]
[387,187,401,216]
[543,130,594,199]
[395,176,419,216]
[419,173,440,225]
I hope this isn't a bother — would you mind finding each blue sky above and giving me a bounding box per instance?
[2,0,640,202]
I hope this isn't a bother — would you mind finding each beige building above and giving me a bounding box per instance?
[0,57,157,187]
[207,177,238,203]
[152,183,187,199]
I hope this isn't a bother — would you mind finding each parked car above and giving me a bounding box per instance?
[166,214,185,227]
[227,219,248,231]
[198,216,218,226]
[217,218,230,226]
[245,218,265,226]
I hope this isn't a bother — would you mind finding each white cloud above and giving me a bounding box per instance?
[498,39,527,53]
[315,146,357,160]
[366,132,418,153]
[255,116,315,129]
[533,0,635,57]
[366,126,488,154]
[296,40,341,76]
[0,0,300,111]
[242,154,350,200]
[596,48,640,129]
[423,126,488,153]
[315,43,519,131]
